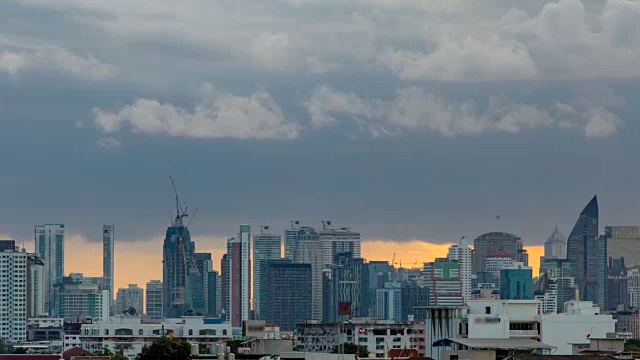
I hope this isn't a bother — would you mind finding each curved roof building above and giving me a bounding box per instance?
[473,232,527,274]
[544,226,567,260]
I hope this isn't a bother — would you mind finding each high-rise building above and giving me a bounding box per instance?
[292,226,324,321]
[566,195,599,303]
[162,213,195,318]
[225,225,251,327]
[0,240,28,342]
[220,254,228,319]
[115,284,144,315]
[606,226,640,268]
[252,225,281,320]
[500,262,533,300]
[367,261,395,317]
[485,251,513,286]
[57,283,109,322]
[447,239,472,304]
[34,224,65,315]
[27,253,45,318]
[472,232,527,274]
[319,221,361,266]
[102,224,115,315]
[605,257,628,310]
[145,280,163,320]
[628,269,640,309]
[400,284,430,321]
[322,254,368,323]
[190,253,212,315]
[265,260,312,331]
[284,220,300,260]
[376,282,402,321]
[207,271,218,316]
[423,258,463,306]
[540,258,576,312]
[543,227,567,260]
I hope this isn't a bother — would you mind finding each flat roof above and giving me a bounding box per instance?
[447,338,556,350]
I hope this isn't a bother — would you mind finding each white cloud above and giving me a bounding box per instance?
[306,85,621,138]
[96,137,121,150]
[92,84,300,140]
[0,38,117,80]
[249,33,291,71]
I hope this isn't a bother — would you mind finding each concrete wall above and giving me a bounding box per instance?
[540,314,616,355]
[441,350,496,360]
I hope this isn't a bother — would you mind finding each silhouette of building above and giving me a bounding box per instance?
[473,232,527,274]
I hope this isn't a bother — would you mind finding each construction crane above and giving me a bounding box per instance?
[168,176,190,307]
[391,253,396,266]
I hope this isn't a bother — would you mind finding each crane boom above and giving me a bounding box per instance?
[169,176,188,226]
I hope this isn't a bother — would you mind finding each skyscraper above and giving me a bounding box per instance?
[225,225,251,327]
[367,261,395,317]
[116,284,144,315]
[284,220,300,260]
[162,214,195,318]
[292,226,324,321]
[27,253,45,318]
[265,260,312,331]
[500,262,533,300]
[376,282,402,321]
[34,224,65,315]
[606,226,640,268]
[322,254,368,323]
[57,284,109,322]
[253,226,281,320]
[605,257,628,310]
[423,258,463,306]
[319,221,361,265]
[146,280,163,320]
[191,253,213,315]
[103,224,115,315]
[207,271,218,316]
[472,232,526,274]
[566,195,599,302]
[447,239,472,304]
[0,240,28,342]
[544,227,567,260]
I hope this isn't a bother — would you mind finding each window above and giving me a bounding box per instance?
[485,307,491,314]
[223,329,227,336]
[188,329,193,336]
[509,323,534,331]
[139,329,143,336]
[105,329,109,335]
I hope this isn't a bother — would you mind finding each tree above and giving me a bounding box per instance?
[625,339,640,352]
[135,337,192,360]
[95,348,129,360]
[332,343,369,358]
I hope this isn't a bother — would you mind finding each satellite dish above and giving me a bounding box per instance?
[126,307,138,316]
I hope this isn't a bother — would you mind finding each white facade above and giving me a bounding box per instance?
[34,224,65,315]
[116,284,144,315]
[540,301,616,355]
[485,253,513,285]
[145,280,163,320]
[467,300,540,340]
[252,225,281,319]
[447,239,472,304]
[103,224,115,315]
[67,315,232,358]
[226,225,251,326]
[0,246,28,342]
[535,286,558,314]
[284,220,300,260]
[293,227,324,321]
[27,254,46,317]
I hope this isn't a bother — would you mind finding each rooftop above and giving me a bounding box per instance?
[447,337,556,350]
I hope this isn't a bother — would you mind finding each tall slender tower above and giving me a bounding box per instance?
[252,226,281,320]
[284,221,300,260]
[447,238,472,304]
[226,225,251,327]
[567,195,599,303]
[103,224,115,315]
[34,224,65,315]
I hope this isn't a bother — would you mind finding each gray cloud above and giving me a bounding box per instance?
[306,85,620,138]
[96,137,121,150]
[92,84,300,140]
[0,37,116,79]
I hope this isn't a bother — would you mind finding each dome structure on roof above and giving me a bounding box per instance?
[487,250,512,258]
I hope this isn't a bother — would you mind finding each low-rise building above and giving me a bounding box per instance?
[64,315,232,358]
[295,318,417,358]
[27,318,64,341]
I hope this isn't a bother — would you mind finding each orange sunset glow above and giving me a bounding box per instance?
[62,236,543,292]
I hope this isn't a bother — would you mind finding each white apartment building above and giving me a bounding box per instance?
[66,315,232,358]
[34,224,65,315]
[252,225,281,320]
[116,284,144,315]
[27,253,46,318]
[145,280,163,320]
[226,225,251,327]
[296,319,415,358]
[447,239,472,304]
[0,243,28,342]
[319,222,361,265]
[629,268,640,308]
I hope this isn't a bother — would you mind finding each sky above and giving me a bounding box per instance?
[2,0,640,289]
